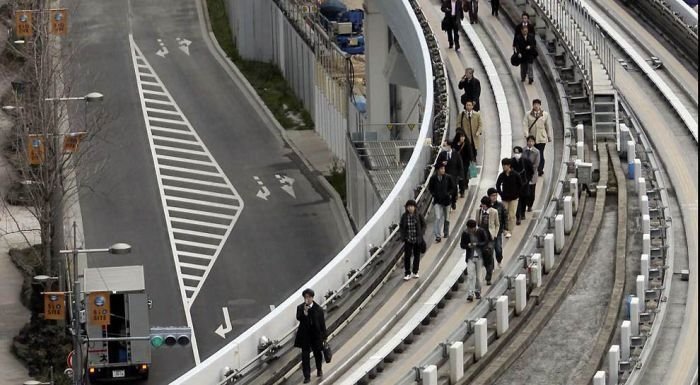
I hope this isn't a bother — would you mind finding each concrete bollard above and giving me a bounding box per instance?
[643,233,651,256]
[570,178,579,214]
[544,233,555,273]
[474,318,488,360]
[577,123,584,143]
[555,214,565,253]
[636,275,646,312]
[577,141,585,161]
[621,321,631,361]
[642,214,650,235]
[515,274,527,315]
[609,345,620,385]
[633,159,641,187]
[531,254,542,288]
[640,195,649,217]
[593,371,606,385]
[641,254,649,289]
[637,177,646,200]
[422,365,437,385]
[626,140,636,167]
[564,196,573,234]
[449,342,464,383]
[496,296,509,337]
[630,298,640,335]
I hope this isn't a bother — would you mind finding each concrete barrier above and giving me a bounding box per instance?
[531,254,542,288]
[640,254,649,289]
[609,345,620,385]
[621,320,631,361]
[496,296,509,337]
[422,365,437,385]
[515,274,527,315]
[544,233,555,273]
[555,214,565,253]
[594,370,607,385]
[564,196,573,234]
[474,318,488,360]
[449,341,464,382]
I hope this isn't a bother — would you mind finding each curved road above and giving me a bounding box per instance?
[69,0,348,383]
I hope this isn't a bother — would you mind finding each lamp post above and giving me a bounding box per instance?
[59,221,131,385]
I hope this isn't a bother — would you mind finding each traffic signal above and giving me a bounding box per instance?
[150,326,191,348]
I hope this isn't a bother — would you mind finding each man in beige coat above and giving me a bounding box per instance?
[459,100,482,160]
[523,98,552,176]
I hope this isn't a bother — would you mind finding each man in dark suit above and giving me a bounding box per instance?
[441,0,464,51]
[294,288,327,383]
[513,25,538,84]
[458,67,482,110]
[513,12,536,37]
[435,140,464,191]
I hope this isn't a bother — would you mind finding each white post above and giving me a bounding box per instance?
[570,178,579,214]
[633,159,642,186]
[641,254,649,289]
[531,254,542,288]
[577,141,585,161]
[555,214,565,253]
[544,233,555,273]
[642,214,650,235]
[609,345,620,385]
[593,371,606,385]
[515,274,527,315]
[621,321,631,361]
[449,342,464,383]
[637,177,646,199]
[422,365,437,385]
[496,296,509,337]
[577,123,585,143]
[643,233,651,256]
[636,275,646,312]
[474,318,488,360]
[563,196,573,234]
[626,140,635,165]
[640,195,649,217]
[630,298,640,335]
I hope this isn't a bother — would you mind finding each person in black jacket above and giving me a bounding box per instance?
[513,12,536,37]
[461,219,489,301]
[458,68,482,111]
[428,163,457,242]
[441,0,464,51]
[294,288,327,383]
[490,0,500,16]
[399,199,427,280]
[510,146,534,225]
[435,140,464,196]
[513,25,538,84]
[452,130,473,197]
[495,158,522,238]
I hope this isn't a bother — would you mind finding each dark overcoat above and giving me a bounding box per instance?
[293,302,327,351]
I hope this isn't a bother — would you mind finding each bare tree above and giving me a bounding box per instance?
[1,0,109,276]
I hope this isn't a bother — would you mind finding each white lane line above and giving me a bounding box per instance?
[179,262,209,270]
[152,136,201,145]
[166,196,241,210]
[170,218,230,229]
[146,107,183,116]
[172,228,225,240]
[130,35,245,362]
[158,154,215,166]
[164,185,240,199]
[151,126,194,135]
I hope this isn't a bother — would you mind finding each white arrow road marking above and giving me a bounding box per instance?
[176,37,192,56]
[156,38,168,58]
[214,307,232,339]
[275,174,297,198]
[130,35,244,364]
[256,187,270,200]
[281,184,296,198]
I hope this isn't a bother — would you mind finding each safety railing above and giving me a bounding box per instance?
[170,0,447,383]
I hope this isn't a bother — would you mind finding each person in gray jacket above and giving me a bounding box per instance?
[522,136,541,212]
[461,219,489,301]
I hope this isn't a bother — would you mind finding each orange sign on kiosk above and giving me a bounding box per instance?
[50,8,68,36]
[14,10,33,37]
[43,292,66,320]
[89,292,111,326]
[27,134,46,165]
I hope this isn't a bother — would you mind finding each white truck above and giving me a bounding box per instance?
[84,265,151,381]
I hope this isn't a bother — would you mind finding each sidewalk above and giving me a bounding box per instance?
[0,79,38,385]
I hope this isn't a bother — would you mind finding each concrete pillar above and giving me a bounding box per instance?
[531,254,542,288]
[364,1,391,131]
[643,233,651,256]
[609,345,620,385]
[570,178,579,214]
[626,140,636,166]
[593,371,606,385]
[621,321,631,361]
[555,214,565,253]
[422,365,437,385]
[544,233,555,273]
[642,215,650,237]
[515,274,527,315]
[641,254,649,289]
[636,275,646,312]
[577,141,585,161]
[640,195,649,217]
[496,296,509,337]
[637,177,646,199]
[474,318,488,360]
[577,123,584,143]
[449,342,464,383]
[563,196,573,234]
[633,159,642,187]
[630,298,640,335]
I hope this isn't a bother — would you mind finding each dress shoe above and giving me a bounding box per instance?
[304,378,311,384]
[475,292,481,300]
